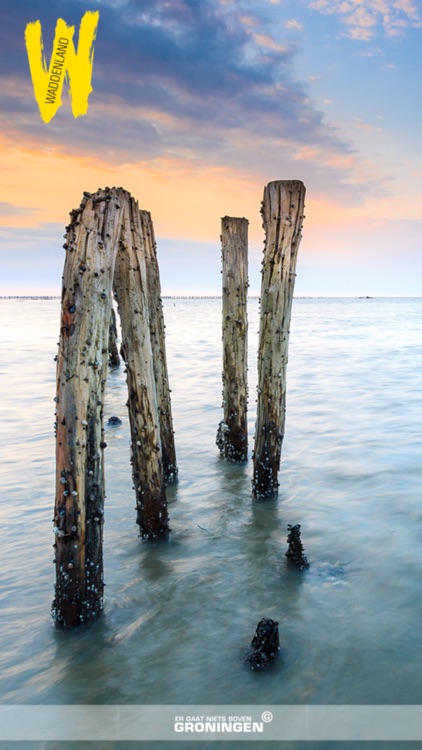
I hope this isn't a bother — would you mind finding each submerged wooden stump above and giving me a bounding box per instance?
[245,618,280,670]
[53,187,171,629]
[253,180,306,497]
[285,524,309,570]
[140,209,177,482]
[216,216,248,461]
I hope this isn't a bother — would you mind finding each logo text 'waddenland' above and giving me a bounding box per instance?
[25,11,100,123]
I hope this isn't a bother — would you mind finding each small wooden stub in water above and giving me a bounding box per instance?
[245,618,280,670]
[216,216,248,461]
[285,524,309,570]
[253,180,306,497]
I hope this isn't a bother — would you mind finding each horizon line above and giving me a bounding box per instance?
[1,295,421,300]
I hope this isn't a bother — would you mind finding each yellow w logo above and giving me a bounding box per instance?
[25,11,100,124]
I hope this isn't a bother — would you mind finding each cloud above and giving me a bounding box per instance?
[352,118,384,133]
[0,222,64,293]
[0,4,353,157]
[0,0,395,219]
[308,0,421,38]
[0,202,39,218]
[284,19,303,30]
[239,14,260,27]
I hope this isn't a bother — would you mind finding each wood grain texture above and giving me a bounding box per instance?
[140,209,177,482]
[252,180,306,497]
[216,216,249,461]
[113,196,169,540]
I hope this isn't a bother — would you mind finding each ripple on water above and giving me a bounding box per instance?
[1,298,422,722]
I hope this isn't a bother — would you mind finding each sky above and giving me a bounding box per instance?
[0,0,421,296]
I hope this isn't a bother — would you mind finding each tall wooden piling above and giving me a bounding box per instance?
[140,209,177,482]
[216,216,249,461]
[53,187,170,628]
[114,198,169,539]
[252,180,306,497]
[54,188,124,628]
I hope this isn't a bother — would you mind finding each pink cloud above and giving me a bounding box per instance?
[253,32,289,52]
[308,0,421,38]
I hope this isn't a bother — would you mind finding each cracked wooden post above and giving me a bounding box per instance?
[53,187,170,629]
[108,307,120,367]
[114,197,169,540]
[252,180,306,497]
[216,216,249,461]
[140,209,177,482]
[53,188,124,628]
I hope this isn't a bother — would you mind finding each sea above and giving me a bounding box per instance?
[0,296,421,750]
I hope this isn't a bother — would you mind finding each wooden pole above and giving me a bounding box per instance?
[216,216,249,461]
[108,306,120,367]
[113,197,169,540]
[252,180,306,497]
[53,188,124,628]
[53,187,169,628]
[139,209,177,482]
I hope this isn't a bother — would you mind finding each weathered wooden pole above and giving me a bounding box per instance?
[216,216,249,461]
[108,306,120,367]
[252,180,306,497]
[53,187,170,628]
[53,188,124,628]
[139,209,177,482]
[113,197,169,540]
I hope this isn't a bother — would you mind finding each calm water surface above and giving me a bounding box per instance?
[0,297,421,750]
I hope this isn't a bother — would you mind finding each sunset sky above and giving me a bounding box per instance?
[0,0,421,295]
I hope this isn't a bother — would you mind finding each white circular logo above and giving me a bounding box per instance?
[262,710,273,723]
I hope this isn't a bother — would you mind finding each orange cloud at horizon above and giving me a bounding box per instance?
[0,135,420,255]
[0,135,263,240]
